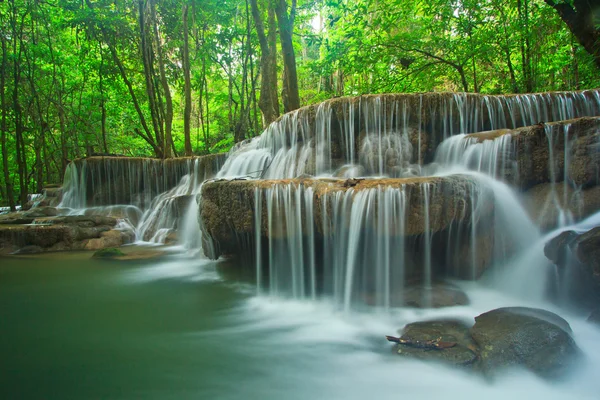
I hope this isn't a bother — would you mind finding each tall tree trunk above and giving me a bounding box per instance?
[99,53,109,154]
[84,0,161,157]
[274,0,300,112]
[10,0,28,207]
[138,0,164,156]
[0,35,15,210]
[267,6,279,118]
[250,0,279,126]
[182,2,193,156]
[150,0,173,157]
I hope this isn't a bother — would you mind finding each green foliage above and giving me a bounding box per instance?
[0,0,598,207]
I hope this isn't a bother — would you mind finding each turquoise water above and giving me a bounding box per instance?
[2,252,600,400]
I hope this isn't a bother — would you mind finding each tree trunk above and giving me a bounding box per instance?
[182,2,193,156]
[0,35,15,210]
[99,53,109,154]
[544,0,600,70]
[250,0,280,126]
[274,0,300,112]
[138,0,164,156]
[150,0,173,157]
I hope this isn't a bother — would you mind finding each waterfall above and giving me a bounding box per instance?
[217,90,600,180]
[246,174,537,309]
[55,90,600,304]
[58,155,225,246]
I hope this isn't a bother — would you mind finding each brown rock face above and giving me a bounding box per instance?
[65,154,226,208]
[465,117,600,190]
[199,176,494,260]
[524,183,600,230]
[0,215,131,255]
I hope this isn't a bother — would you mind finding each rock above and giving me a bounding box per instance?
[12,245,44,255]
[200,175,494,259]
[84,229,127,251]
[545,227,600,308]
[92,247,125,259]
[66,154,226,208]
[92,247,165,262]
[588,309,600,325]
[393,319,477,367]
[464,117,600,190]
[524,184,600,230]
[385,283,470,308]
[470,307,579,378]
[0,215,123,254]
[332,165,366,178]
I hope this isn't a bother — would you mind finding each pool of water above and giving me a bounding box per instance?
[1,251,600,400]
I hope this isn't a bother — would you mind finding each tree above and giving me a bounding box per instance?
[274,0,300,112]
[544,0,600,70]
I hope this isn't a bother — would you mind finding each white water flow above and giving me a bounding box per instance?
[57,157,223,246]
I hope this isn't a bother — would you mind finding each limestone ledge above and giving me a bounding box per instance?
[0,215,132,255]
[467,116,600,190]
[199,175,494,259]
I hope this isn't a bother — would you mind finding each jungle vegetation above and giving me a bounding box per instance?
[0,0,599,208]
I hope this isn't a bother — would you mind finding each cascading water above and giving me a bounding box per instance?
[57,155,224,246]
[199,89,600,311]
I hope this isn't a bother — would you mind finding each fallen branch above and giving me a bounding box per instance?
[386,335,457,349]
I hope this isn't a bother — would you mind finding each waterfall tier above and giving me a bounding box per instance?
[198,175,537,308]
[218,90,600,179]
[60,154,225,209]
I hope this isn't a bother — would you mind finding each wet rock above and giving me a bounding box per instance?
[92,247,125,259]
[84,230,127,251]
[465,117,600,190]
[92,247,165,261]
[524,184,600,230]
[470,307,579,378]
[12,245,44,255]
[545,227,600,308]
[200,175,494,259]
[0,212,34,225]
[22,207,59,218]
[588,309,600,325]
[394,319,477,366]
[67,154,226,208]
[0,215,124,254]
[390,283,470,308]
[333,165,366,178]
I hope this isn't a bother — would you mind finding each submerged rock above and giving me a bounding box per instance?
[393,319,477,367]
[470,307,579,378]
[93,247,125,259]
[92,247,166,261]
[392,283,469,308]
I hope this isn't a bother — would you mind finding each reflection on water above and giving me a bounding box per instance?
[1,254,599,400]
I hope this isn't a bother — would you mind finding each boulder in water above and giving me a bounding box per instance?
[393,319,477,367]
[545,227,600,308]
[470,307,579,378]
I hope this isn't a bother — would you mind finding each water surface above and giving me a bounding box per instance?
[1,253,599,400]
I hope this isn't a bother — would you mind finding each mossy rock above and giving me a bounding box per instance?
[393,319,478,367]
[92,247,125,259]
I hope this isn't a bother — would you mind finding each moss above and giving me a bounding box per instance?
[92,247,125,259]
